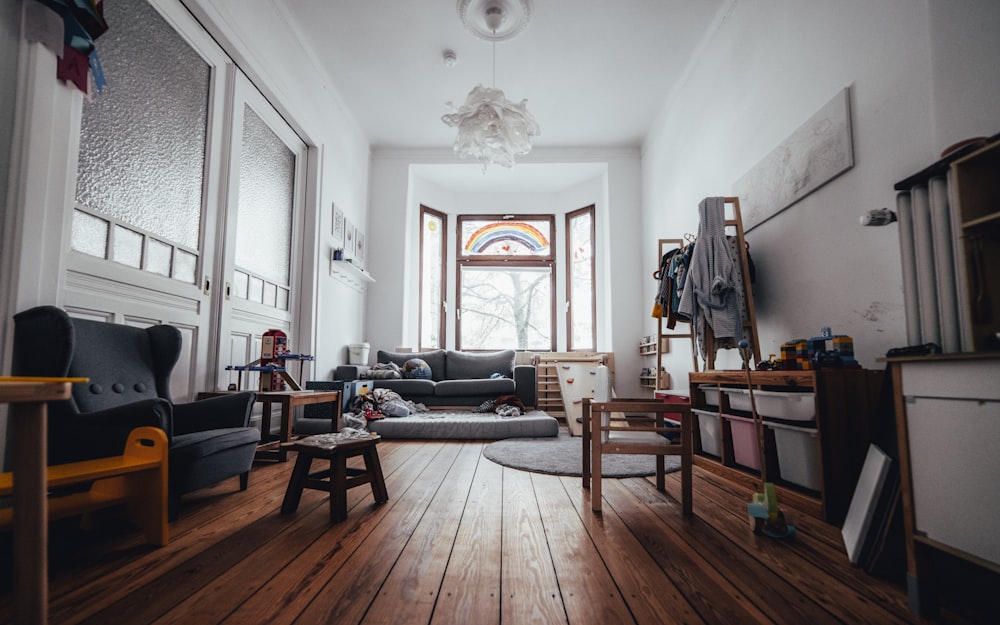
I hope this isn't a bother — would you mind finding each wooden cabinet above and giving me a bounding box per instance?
[949,140,1000,352]
[689,369,883,524]
[894,134,1000,353]
[886,353,1000,616]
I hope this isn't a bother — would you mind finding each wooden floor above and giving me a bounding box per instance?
[0,436,989,625]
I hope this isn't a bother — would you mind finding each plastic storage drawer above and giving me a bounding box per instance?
[722,388,816,421]
[698,384,720,407]
[767,421,822,491]
[691,408,721,457]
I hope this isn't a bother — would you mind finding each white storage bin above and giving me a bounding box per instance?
[768,421,822,491]
[698,384,720,407]
[723,388,816,421]
[692,409,721,457]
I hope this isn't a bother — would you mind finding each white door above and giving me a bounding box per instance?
[64,0,308,400]
[215,72,308,393]
[64,0,233,401]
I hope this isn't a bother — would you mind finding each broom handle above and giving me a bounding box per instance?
[739,340,768,488]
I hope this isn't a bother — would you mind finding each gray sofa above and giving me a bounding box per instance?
[334,348,537,409]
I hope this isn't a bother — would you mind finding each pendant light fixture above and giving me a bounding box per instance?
[442,0,540,171]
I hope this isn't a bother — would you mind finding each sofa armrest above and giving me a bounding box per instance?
[334,365,370,380]
[513,364,536,409]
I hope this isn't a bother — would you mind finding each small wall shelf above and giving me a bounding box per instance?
[330,259,374,292]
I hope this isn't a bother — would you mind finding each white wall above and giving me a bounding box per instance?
[642,0,1000,390]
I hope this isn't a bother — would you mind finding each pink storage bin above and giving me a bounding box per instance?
[721,413,761,470]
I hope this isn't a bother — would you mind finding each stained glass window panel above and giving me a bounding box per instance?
[460,218,551,258]
[420,209,445,349]
[568,208,595,350]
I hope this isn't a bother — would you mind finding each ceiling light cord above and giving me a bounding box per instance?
[492,29,496,88]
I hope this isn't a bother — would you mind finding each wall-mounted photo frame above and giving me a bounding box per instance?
[332,203,345,242]
[356,230,365,266]
[344,218,356,256]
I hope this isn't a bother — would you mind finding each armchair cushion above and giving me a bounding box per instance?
[173,392,255,434]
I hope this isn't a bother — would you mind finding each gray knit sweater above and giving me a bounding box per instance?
[676,197,744,360]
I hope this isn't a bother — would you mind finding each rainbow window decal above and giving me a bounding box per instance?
[460,218,551,257]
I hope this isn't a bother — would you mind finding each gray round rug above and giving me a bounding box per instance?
[483,432,680,477]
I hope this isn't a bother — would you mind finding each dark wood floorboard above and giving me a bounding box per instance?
[0,437,990,624]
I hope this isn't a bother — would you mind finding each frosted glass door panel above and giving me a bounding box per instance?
[73,0,210,283]
[235,105,294,291]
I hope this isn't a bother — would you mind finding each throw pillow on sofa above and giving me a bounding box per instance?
[361,362,402,379]
[403,358,432,379]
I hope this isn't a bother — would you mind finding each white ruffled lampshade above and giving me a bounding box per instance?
[442,84,540,171]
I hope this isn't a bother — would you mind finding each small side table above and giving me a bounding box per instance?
[280,433,388,523]
[198,389,341,462]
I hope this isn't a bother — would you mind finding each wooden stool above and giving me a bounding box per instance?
[280,433,388,523]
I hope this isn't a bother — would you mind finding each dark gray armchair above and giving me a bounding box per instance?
[12,305,260,517]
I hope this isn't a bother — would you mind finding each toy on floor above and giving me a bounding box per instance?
[739,339,796,540]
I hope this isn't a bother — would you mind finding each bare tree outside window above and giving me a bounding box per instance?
[459,266,551,350]
[456,215,555,351]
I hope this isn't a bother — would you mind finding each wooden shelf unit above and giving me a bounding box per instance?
[689,368,883,524]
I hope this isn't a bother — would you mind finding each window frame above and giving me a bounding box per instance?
[455,214,557,352]
[419,205,448,350]
[565,205,596,351]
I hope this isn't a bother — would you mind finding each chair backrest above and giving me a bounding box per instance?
[12,306,181,416]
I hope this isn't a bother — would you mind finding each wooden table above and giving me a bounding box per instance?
[0,377,78,625]
[197,390,341,462]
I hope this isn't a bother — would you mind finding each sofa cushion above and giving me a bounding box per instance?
[372,378,436,398]
[445,349,515,380]
[377,349,446,381]
[436,378,515,397]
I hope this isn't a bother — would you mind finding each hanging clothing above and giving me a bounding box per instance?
[677,197,744,361]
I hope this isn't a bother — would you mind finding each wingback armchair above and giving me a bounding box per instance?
[12,305,260,516]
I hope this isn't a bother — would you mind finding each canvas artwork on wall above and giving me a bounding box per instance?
[734,86,854,232]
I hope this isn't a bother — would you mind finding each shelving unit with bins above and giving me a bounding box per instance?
[638,335,657,389]
[689,368,883,524]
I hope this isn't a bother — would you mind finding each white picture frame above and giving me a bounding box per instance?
[344,218,356,256]
[332,203,344,242]
[355,230,365,266]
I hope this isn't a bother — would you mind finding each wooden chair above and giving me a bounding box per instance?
[581,398,693,514]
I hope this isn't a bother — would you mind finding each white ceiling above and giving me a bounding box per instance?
[278,0,726,190]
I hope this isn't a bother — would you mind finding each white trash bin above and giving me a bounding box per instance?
[347,342,370,365]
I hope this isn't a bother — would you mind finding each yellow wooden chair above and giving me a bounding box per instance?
[581,398,693,513]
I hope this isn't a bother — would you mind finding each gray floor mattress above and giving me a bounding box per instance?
[368,410,559,439]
